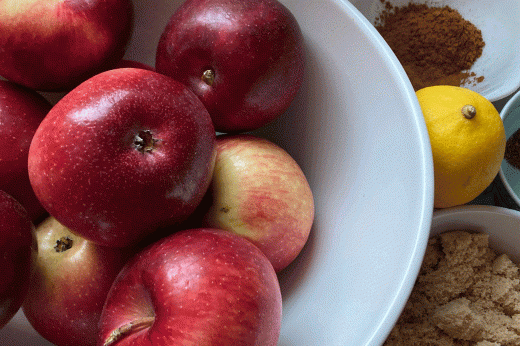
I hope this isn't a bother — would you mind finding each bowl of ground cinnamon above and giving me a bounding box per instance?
[385,205,520,345]
[499,90,520,209]
[349,0,520,102]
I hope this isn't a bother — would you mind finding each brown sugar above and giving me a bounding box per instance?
[384,231,520,346]
[375,1,485,91]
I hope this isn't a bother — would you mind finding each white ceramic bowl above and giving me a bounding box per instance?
[431,205,520,264]
[0,0,434,345]
[498,89,520,209]
[350,0,520,102]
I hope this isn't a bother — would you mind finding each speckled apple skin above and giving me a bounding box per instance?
[0,190,36,329]
[155,0,305,133]
[0,0,134,91]
[202,134,314,272]
[22,217,132,346]
[99,228,282,346]
[28,68,216,248]
[0,80,51,221]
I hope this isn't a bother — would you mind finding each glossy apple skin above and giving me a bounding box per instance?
[155,0,305,133]
[201,134,314,272]
[0,81,51,221]
[22,217,133,346]
[0,0,134,91]
[28,68,216,248]
[98,228,282,346]
[0,190,36,328]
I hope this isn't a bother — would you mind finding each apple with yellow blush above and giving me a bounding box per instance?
[201,134,314,272]
[0,0,134,91]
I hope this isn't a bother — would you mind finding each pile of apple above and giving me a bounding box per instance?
[0,0,314,345]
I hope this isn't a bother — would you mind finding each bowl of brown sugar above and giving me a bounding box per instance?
[349,0,520,102]
[385,205,520,345]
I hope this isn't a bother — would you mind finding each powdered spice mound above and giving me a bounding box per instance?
[384,231,520,346]
[375,2,485,91]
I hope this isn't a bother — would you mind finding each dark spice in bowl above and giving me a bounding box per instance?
[375,1,485,91]
[505,128,520,170]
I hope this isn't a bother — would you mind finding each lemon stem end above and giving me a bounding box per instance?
[462,104,477,119]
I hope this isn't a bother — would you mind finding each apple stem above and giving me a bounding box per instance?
[201,69,215,86]
[134,130,159,153]
[54,237,73,252]
[103,316,155,346]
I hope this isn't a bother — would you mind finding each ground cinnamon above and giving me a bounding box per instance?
[375,1,485,91]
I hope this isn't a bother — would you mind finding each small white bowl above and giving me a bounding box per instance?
[431,205,520,263]
[498,89,520,209]
[350,0,520,102]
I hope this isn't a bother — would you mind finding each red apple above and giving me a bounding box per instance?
[201,134,314,272]
[0,190,36,328]
[28,68,216,248]
[0,0,134,91]
[22,216,133,346]
[155,0,304,133]
[98,228,282,346]
[0,80,51,221]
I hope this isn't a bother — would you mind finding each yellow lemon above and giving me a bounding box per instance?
[416,85,506,208]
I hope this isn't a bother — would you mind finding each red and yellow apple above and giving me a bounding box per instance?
[98,228,282,346]
[0,0,134,91]
[22,217,132,346]
[201,134,314,272]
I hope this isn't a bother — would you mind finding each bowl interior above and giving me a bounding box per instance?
[431,205,520,263]
[499,90,520,208]
[349,0,520,102]
[256,0,434,344]
[0,0,434,345]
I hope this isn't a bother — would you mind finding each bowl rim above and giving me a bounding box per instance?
[339,1,435,345]
[432,204,520,222]
[430,204,520,259]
